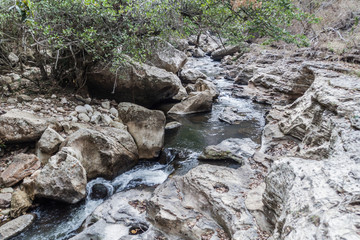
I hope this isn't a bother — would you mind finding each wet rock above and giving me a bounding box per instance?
[147,164,258,239]
[89,183,109,200]
[61,127,138,179]
[0,192,11,208]
[10,189,32,218]
[24,148,87,204]
[194,79,219,99]
[211,44,245,61]
[168,91,213,115]
[0,154,41,187]
[165,121,182,130]
[87,57,183,107]
[0,214,35,240]
[118,102,165,159]
[193,48,205,58]
[179,68,207,84]
[219,107,251,124]
[198,138,258,164]
[0,109,48,143]
[71,189,164,240]
[36,127,64,165]
[148,40,188,73]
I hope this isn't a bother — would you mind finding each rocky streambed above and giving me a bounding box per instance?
[1,35,360,240]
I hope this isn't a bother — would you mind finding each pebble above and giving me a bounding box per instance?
[56,107,65,113]
[60,97,68,104]
[109,107,119,118]
[75,105,87,114]
[101,101,111,109]
[51,94,57,99]
[7,98,17,104]
[84,104,94,113]
[101,114,112,125]
[78,113,90,122]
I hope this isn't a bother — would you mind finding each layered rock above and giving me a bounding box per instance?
[86,58,183,107]
[147,164,258,240]
[260,67,360,239]
[0,154,40,187]
[61,127,138,179]
[0,110,48,143]
[118,102,165,159]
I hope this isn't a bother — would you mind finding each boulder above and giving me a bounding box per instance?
[86,58,183,108]
[36,127,64,165]
[10,189,32,218]
[211,44,245,60]
[194,79,219,99]
[198,138,258,164]
[0,214,35,240]
[147,40,188,73]
[24,147,87,204]
[179,68,207,84]
[147,164,258,239]
[0,192,11,208]
[168,91,213,115]
[193,48,205,58]
[219,107,252,124]
[61,127,138,179]
[0,154,41,187]
[165,121,182,130]
[0,110,48,143]
[70,189,165,240]
[118,103,165,159]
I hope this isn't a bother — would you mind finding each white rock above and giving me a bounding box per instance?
[101,114,112,125]
[78,113,90,122]
[109,108,118,118]
[101,101,111,110]
[51,94,57,99]
[8,52,19,64]
[75,106,87,114]
[84,104,94,113]
[60,97,68,104]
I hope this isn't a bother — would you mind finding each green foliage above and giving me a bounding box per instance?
[0,0,315,85]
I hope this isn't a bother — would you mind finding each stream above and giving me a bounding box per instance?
[12,56,268,240]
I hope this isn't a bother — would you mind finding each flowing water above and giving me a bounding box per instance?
[12,56,268,240]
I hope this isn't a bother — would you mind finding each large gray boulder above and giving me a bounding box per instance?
[118,103,165,159]
[61,127,138,179]
[147,164,259,239]
[0,110,48,143]
[168,91,213,115]
[70,189,165,240]
[35,127,64,165]
[179,68,207,84]
[23,148,87,204]
[0,214,35,240]
[86,58,183,107]
[147,40,187,73]
[198,138,258,164]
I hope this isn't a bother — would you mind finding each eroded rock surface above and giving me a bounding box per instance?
[147,164,259,240]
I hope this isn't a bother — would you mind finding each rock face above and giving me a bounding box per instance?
[70,189,165,240]
[86,58,183,107]
[0,110,48,143]
[261,67,360,239]
[147,164,258,240]
[0,154,40,187]
[36,127,64,165]
[198,138,258,164]
[0,214,35,240]
[24,148,87,204]
[147,40,188,73]
[168,91,213,115]
[118,103,165,159]
[61,127,139,179]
